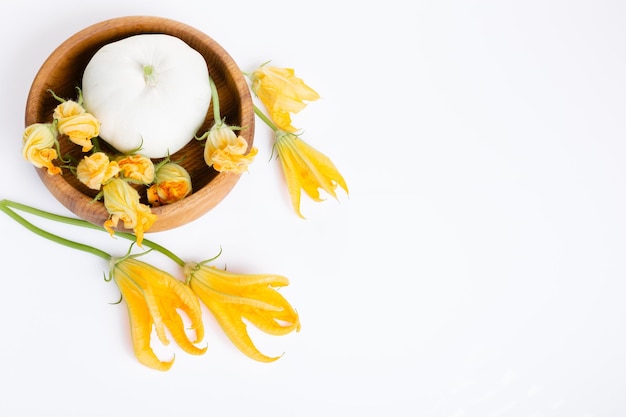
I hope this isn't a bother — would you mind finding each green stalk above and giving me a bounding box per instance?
[209,76,221,123]
[0,200,110,261]
[0,199,185,266]
[253,105,279,132]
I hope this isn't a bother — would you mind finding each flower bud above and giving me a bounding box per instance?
[117,154,155,184]
[76,152,120,190]
[249,64,320,132]
[21,123,61,175]
[53,100,99,152]
[203,123,257,174]
[103,178,156,246]
[147,162,192,206]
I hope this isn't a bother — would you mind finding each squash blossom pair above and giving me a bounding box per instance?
[110,255,299,370]
[249,64,348,217]
[21,93,100,174]
[1,198,300,371]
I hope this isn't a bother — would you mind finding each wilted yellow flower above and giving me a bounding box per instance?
[76,152,120,190]
[275,131,348,218]
[249,65,320,132]
[102,178,157,246]
[117,154,155,184]
[53,100,99,152]
[185,261,300,362]
[110,256,206,371]
[147,162,192,206]
[202,122,257,174]
[21,123,61,175]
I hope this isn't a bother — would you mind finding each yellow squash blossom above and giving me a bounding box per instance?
[76,152,120,190]
[21,123,61,175]
[202,122,257,174]
[110,256,206,371]
[53,100,99,152]
[185,261,300,362]
[249,65,320,132]
[275,131,348,218]
[117,154,155,184]
[147,162,192,206]
[102,178,157,246]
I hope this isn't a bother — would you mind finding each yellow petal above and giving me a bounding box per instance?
[201,266,290,289]
[117,154,155,184]
[157,276,206,355]
[252,66,320,110]
[268,109,298,132]
[76,153,120,190]
[242,309,300,336]
[116,274,174,371]
[275,137,305,218]
[295,138,349,196]
[193,283,280,362]
[274,132,349,217]
[240,288,301,336]
[112,258,205,371]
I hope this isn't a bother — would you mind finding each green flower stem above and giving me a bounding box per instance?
[0,199,185,266]
[209,77,221,123]
[253,105,279,132]
[0,200,111,261]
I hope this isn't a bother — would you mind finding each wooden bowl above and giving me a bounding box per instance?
[25,16,254,232]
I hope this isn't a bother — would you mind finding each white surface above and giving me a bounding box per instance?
[2,1,626,416]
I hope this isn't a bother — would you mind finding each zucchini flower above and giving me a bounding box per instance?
[271,127,348,218]
[254,102,348,218]
[21,123,61,175]
[102,178,157,246]
[110,256,206,371]
[147,162,192,206]
[249,65,347,217]
[185,261,300,362]
[53,99,99,152]
[197,76,257,174]
[201,121,258,174]
[76,152,120,190]
[116,154,155,185]
[249,64,320,132]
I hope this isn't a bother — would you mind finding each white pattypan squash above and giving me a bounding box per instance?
[82,34,211,158]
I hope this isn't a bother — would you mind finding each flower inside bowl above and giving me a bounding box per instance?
[25,16,255,232]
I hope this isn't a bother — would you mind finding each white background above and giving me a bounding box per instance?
[1,1,626,416]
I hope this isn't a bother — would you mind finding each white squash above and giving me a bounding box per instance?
[82,34,211,158]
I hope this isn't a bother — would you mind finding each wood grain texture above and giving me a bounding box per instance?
[25,16,255,232]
